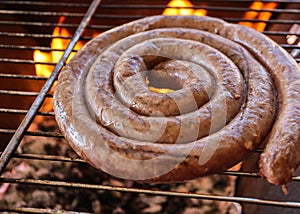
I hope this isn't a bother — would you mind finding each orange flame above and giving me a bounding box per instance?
[239,2,278,32]
[163,0,207,16]
[33,16,84,111]
[146,76,174,94]
[33,16,84,78]
[154,0,206,94]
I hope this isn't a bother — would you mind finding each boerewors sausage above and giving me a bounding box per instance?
[53,15,300,185]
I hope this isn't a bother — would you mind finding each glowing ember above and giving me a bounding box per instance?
[239,2,278,32]
[163,0,207,16]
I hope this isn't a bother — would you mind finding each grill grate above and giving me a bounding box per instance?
[0,0,300,213]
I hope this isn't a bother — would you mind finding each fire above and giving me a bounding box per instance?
[163,0,207,16]
[146,76,174,94]
[33,16,84,78]
[163,0,277,32]
[239,1,278,32]
[149,86,174,94]
[156,0,206,94]
[33,16,84,111]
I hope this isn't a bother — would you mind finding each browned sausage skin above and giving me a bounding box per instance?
[53,15,299,184]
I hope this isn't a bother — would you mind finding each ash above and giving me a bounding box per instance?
[1,116,241,214]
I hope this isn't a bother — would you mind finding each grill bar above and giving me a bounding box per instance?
[0,207,89,214]
[0,89,46,97]
[98,4,300,14]
[0,32,92,41]
[1,177,300,209]
[1,25,298,40]
[0,9,84,18]
[2,152,300,182]
[2,18,300,27]
[0,128,63,137]
[2,0,300,5]
[2,9,300,25]
[0,58,56,65]
[0,44,78,52]
[0,108,54,116]
[2,26,297,37]
[2,11,300,26]
[0,20,81,28]
[2,153,87,164]
[1,1,90,8]
[0,0,102,174]
[223,18,300,24]
[0,43,298,54]
[0,73,47,80]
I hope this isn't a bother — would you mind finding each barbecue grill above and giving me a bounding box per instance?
[0,0,300,213]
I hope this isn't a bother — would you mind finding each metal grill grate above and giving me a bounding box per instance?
[0,0,300,213]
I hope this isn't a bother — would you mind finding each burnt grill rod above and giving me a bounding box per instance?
[0,0,102,174]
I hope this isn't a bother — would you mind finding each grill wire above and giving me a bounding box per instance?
[0,0,300,213]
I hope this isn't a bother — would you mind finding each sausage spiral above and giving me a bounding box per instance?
[53,15,300,185]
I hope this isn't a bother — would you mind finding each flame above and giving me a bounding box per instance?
[157,0,207,94]
[34,17,84,78]
[146,76,174,94]
[163,0,207,16]
[33,16,84,111]
[239,2,278,32]
[149,86,174,94]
